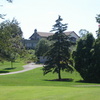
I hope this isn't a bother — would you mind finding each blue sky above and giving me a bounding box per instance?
[0,0,100,39]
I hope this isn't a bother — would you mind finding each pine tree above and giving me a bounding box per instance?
[42,16,73,80]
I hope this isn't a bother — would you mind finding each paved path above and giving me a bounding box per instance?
[0,63,43,75]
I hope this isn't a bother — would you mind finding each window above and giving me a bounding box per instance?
[70,37,76,42]
[26,43,32,47]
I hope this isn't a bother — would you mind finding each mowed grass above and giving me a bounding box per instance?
[0,86,100,100]
[0,66,100,100]
[0,61,24,73]
[0,67,88,86]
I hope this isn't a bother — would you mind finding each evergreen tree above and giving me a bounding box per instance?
[72,33,95,82]
[91,36,100,82]
[42,16,73,80]
[72,15,100,83]
[87,14,100,82]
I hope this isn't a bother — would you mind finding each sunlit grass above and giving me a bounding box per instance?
[0,61,24,73]
[0,65,100,100]
[0,67,98,86]
[0,86,100,100]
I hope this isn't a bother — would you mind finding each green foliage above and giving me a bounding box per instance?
[50,15,68,33]
[35,38,51,57]
[72,33,100,82]
[73,34,94,80]
[0,19,25,67]
[79,29,89,37]
[91,37,100,82]
[73,15,100,83]
[43,16,74,80]
[24,50,37,63]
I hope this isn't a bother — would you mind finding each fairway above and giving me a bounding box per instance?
[0,67,100,100]
[0,86,100,100]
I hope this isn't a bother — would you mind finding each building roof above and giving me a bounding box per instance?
[38,31,80,37]
[29,29,79,39]
[65,31,75,35]
[37,32,53,37]
[34,31,78,37]
[65,31,80,38]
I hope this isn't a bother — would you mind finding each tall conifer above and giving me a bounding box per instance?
[42,16,73,80]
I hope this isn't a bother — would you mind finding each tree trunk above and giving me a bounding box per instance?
[11,61,13,68]
[58,68,61,80]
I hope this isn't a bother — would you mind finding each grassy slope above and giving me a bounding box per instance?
[0,67,100,100]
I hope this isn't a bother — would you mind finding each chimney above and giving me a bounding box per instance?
[98,25,100,28]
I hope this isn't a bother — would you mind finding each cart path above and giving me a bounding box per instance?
[0,63,43,75]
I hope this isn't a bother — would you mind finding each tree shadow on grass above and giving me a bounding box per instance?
[0,70,9,73]
[76,80,100,84]
[44,78,74,82]
[0,67,16,73]
[4,67,16,70]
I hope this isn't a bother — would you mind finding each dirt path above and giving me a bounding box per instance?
[0,63,43,75]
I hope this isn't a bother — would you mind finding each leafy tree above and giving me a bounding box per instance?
[23,50,37,63]
[42,16,74,80]
[0,19,24,67]
[79,29,89,37]
[72,33,95,82]
[35,38,51,57]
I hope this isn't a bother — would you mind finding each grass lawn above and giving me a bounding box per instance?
[0,61,24,73]
[0,67,100,100]
[0,86,100,100]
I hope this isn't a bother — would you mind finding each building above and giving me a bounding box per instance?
[23,29,79,49]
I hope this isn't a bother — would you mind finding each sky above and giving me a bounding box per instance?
[0,0,100,39]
